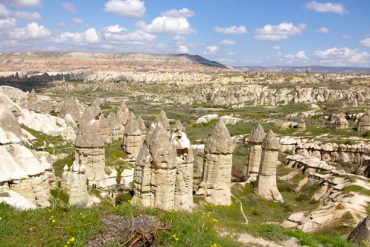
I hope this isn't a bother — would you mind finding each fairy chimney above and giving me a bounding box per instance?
[107,112,121,141]
[358,110,370,134]
[245,123,265,182]
[116,101,130,135]
[74,119,106,188]
[68,161,91,207]
[198,119,233,206]
[256,130,283,202]
[335,113,349,130]
[171,120,194,211]
[155,110,171,133]
[123,113,143,161]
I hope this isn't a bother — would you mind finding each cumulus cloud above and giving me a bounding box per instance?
[15,11,41,20]
[360,37,370,47]
[178,45,189,53]
[306,1,348,14]
[102,24,155,43]
[214,25,247,35]
[315,26,329,33]
[314,47,369,64]
[62,2,76,13]
[161,8,194,18]
[205,45,218,54]
[10,22,51,39]
[220,39,236,45]
[0,18,16,30]
[254,22,306,40]
[11,0,41,7]
[142,16,193,34]
[0,4,11,17]
[73,18,84,25]
[55,28,99,44]
[295,50,308,60]
[104,0,146,18]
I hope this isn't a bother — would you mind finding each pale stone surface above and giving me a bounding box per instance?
[347,216,370,245]
[198,119,233,206]
[172,121,194,211]
[297,116,306,131]
[68,161,91,207]
[116,101,130,135]
[123,112,143,161]
[358,110,370,134]
[245,123,265,181]
[334,113,349,129]
[256,130,283,202]
[155,110,171,132]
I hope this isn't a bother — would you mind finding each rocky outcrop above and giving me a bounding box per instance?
[245,123,265,182]
[197,119,233,206]
[67,161,92,207]
[171,121,194,211]
[123,113,143,161]
[116,101,130,136]
[155,110,171,133]
[0,101,54,209]
[74,115,115,189]
[58,96,83,127]
[334,113,349,129]
[347,217,370,245]
[297,116,306,131]
[358,110,370,134]
[256,130,283,202]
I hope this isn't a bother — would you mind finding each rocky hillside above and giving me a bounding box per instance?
[0,52,226,73]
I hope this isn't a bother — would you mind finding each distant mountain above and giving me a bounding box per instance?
[236,65,370,73]
[0,52,227,73]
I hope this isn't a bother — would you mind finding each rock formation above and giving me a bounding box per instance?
[132,123,178,211]
[171,121,194,211]
[0,100,54,209]
[334,113,349,129]
[74,116,107,188]
[297,116,306,131]
[155,110,171,133]
[256,130,283,202]
[197,119,233,206]
[358,110,370,134]
[99,114,112,144]
[107,112,121,141]
[116,101,130,136]
[123,113,143,161]
[347,216,370,245]
[58,96,83,126]
[245,123,265,182]
[67,161,91,207]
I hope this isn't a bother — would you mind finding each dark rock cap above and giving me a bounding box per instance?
[262,130,279,150]
[248,122,266,144]
[205,119,233,154]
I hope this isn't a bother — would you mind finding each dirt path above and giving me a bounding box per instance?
[231,193,248,225]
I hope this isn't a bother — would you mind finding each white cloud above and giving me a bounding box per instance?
[306,1,348,14]
[360,37,370,47]
[214,25,247,35]
[178,45,189,53]
[11,0,41,7]
[62,2,76,13]
[315,26,329,33]
[10,22,51,39]
[220,39,236,45]
[15,11,41,20]
[0,4,11,17]
[102,25,155,43]
[73,18,84,25]
[161,8,194,18]
[0,18,16,30]
[341,34,350,40]
[142,16,193,34]
[314,47,369,64]
[55,28,99,44]
[295,50,308,60]
[205,45,218,54]
[104,0,146,18]
[254,22,306,40]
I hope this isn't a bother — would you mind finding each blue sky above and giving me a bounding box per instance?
[0,0,369,67]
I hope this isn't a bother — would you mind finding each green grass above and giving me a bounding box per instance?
[343,185,370,196]
[53,154,73,178]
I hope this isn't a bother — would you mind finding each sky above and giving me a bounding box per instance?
[0,0,369,67]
